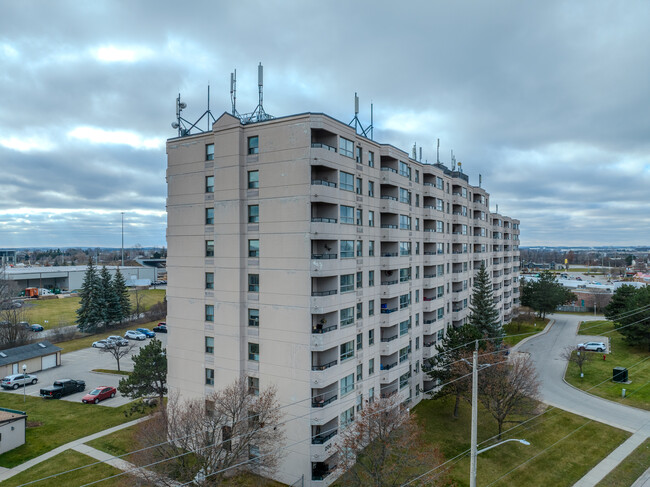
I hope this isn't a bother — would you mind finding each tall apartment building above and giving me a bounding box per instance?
[166,111,520,486]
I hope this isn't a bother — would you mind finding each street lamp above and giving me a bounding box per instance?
[477,438,530,455]
[22,364,26,403]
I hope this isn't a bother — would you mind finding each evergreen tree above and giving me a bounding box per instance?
[118,338,167,405]
[76,258,105,333]
[425,324,482,417]
[112,268,131,323]
[521,270,576,318]
[468,262,502,339]
[604,284,637,321]
[606,285,650,351]
[99,266,118,326]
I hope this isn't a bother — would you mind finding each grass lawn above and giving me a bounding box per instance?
[23,289,165,329]
[87,426,286,486]
[502,318,548,347]
[0,393,147,468]
[54,319,163,354]
[413,396,630,487]
[565,320,650,410]
[1,449,139,487]
[596,438,650,487]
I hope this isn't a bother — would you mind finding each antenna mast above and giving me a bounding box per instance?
[230,69,238,116]
[436,139,440,164]
[349,93,374,139]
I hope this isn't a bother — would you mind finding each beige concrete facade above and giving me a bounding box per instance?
[166,111,520,486]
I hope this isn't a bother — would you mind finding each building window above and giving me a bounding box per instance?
[356,240,363,257]
[205,368,214,385]
[416,266,420,279]
[356,363,363,381]
[340,307,354,327]
[340,341,354,362]
[205,240,214,257]
[248,377,259,396]
[400,319,410,336]
[399,346,410,363]
[248,170,259,189]
[340,240,354,258]
[399,188,411,204]
[341,406,355,429]
[248,274,259,292]
[368,299,375,316]
[415,290,420,303]
[415,169,419,183]
[205,305,214,322]
[400,267,411,283]
[368,151,375,167]
[356,177,363,195]
[340,205,354,224]
[416,241,420,255]
[368,329,375,346]
[399,161,411,179]
[206,143,214,161]
[340,373,354,396]
[340,137,354,158]
[368,180,374,197]
[248,239,259,257]
[399,215,411,230]
[368,358,375,375]
[355,146,362,163]
[369,387,375,403]
[248,205,259,223]
[415,337,420,350]
[368,210,374,227]
[356,333,363,351]
[340,274,354,293]
[206,176,214,193]
[205,207,214,225]
[248,136,259,154]
[400,371,411,389]
[356,208,363,226]
[356,302,363,319]
[205,336,214,354]
[399,241,411,256]
[205,272,214,289]
[399,293,411,309]
[248,342,259,361]
[368,270,375,287]
[368,240,375,256]
[248,308,259,327]
[415,218,420,231]
[340,171,354,191]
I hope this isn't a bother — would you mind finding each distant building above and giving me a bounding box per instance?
[0,250,17,267]
[0,407,27,455]
[0,341,62,377]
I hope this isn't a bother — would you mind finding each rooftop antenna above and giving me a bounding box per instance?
[349,93,374,139]
[419,146,422,162]
[170,87,216,137]
[479,174,482,188]
[496,204,499,214]
[412,143,417,160]
[238,63,274,124]
[230,69,238,116]
[436,139,440,164]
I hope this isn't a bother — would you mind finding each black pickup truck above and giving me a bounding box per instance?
[40,379,85,399]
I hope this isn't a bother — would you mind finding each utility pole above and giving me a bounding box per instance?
[470,339,478,487]
[121,212,124,267]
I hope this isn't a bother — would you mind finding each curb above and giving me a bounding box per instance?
[510,319,555,354]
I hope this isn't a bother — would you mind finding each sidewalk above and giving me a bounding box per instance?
[0,416,149,483]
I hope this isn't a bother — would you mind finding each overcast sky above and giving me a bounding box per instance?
[1,1,649,248]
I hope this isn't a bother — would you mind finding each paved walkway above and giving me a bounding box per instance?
[514,313,650,486]
[631,467,650,487]
[0,416,149,483]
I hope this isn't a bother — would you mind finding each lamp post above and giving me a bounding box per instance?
[121,212,124,267]
[477,438,530,455]
[22,364,26,403]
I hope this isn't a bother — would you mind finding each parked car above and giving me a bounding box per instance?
[92,339,110,348]
[153,323,167,333]
[577,341,607,352]
[30,324,44,332]
[81,386,117,404]
[1,373,38,390]
[136,327,156,338]
[107,335,129,346]
[40,379,85,399]
[125,330,147,341]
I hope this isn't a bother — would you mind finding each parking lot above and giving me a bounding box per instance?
[1,333,168,407]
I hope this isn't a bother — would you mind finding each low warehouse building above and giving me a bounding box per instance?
[0,407,27,455]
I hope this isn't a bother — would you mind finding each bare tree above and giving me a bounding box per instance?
[0,306,31,349]
[100,342,136,371]
[131,378,284,486]
[478,353,541,440]
[561,346,590,378]
[132,288,144,318]
[336,395,448,487]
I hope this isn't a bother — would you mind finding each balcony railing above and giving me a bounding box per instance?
[380,307,398,314]
[312,324,337,334]
[381,361,398,370]
[381,224,398,229]
[423,319,436,324]
[381,280,398,286]
[312,394,338,408]
[311,253,337,260]
[312,429,338,444]
[381,195,398,201]
[312,290,338,297]
[381,167,398,174]
[311,179,337,188]
[381,335,398,343]
[312,359,338,371]
[311,142,337,152]
[312,465,337,481]
[311,217,337,223]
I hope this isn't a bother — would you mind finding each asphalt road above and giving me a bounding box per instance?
[1,333,168,408]
[517,313,650,433]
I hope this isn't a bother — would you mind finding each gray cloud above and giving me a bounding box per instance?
[1,0,649,247]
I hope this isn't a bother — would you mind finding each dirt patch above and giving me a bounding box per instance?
[27,421,43,427]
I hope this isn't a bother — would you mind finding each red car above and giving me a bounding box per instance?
[81,386,117,404]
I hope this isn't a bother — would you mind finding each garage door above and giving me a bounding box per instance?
[42,354,57,370]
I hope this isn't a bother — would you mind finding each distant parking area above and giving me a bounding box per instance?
[2,334,167,407]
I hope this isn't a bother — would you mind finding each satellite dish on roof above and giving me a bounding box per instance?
[171,122,180,129]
